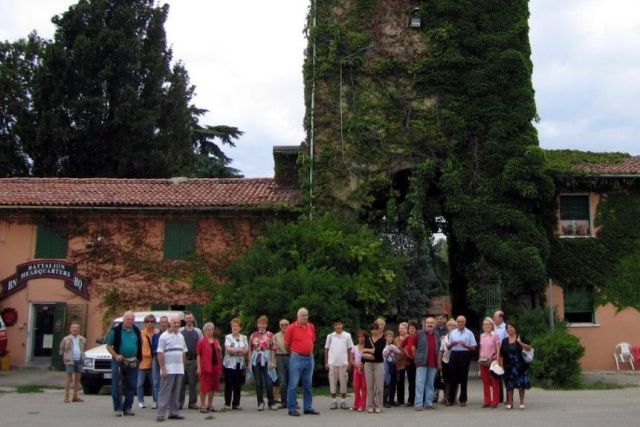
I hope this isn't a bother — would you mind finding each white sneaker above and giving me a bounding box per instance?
[139,402,146,409]
[151,403,158,409]
[330,402,338,410]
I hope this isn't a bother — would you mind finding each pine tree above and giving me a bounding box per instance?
[1,0,240,178]
[0,34,45,176]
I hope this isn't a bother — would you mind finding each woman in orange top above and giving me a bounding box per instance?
[197,322,223,413]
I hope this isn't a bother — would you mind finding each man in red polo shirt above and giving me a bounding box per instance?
[284,307,319,416]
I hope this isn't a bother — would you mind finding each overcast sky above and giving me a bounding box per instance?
[1,0,638,177]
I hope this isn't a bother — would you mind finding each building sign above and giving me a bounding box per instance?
[0,260,90,301]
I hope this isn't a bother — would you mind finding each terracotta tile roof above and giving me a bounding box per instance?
[573,156,640,175]
[0,177,300,209]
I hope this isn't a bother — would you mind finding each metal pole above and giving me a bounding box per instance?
[308,0,317,216]
[548,277,555,331]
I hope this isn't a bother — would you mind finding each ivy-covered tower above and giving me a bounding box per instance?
[303,0,555,318]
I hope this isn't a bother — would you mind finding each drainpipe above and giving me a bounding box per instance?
[548,277,555,331]
[308,0,317,215]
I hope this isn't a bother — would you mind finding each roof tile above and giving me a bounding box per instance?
[573,156,640,175]
[0,178,300,208]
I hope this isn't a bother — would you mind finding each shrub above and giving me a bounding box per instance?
[531,330,585,388]
[206,214,407,331]
[510,307,565,340]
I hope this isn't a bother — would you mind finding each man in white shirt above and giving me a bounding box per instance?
[157,315,187,421]
[324,319,354,410]
[445,316,477,407]
[493,310,507,403]
[493,310,507,341]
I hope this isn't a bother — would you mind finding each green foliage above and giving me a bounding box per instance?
[549,189,640,311]
[206,214,407,336]
[418,0,555,316]
[0,0,240,178]
[510,307,565,341]
[0,33,45,176]
[15,384,64,393]
[531,330,585,389]
[545,150,629,175]
[190,125,243,177]
[304,0,555,319]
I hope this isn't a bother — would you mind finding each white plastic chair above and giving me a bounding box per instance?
[613,342,635,371]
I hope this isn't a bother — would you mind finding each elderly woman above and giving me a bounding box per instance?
[394,322,409,405]
[249,315,278,411]
[499,322,532,409]
[478,317,501,408]
[197,322,222,413]
[222,318,249,411]
[400,321,419,407]
[438,318,457,403]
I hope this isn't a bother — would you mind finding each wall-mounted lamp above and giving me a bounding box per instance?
[85,234,104,249]
[409,8,421,28]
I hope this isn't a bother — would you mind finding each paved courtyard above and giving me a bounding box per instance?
[1,369,639,426]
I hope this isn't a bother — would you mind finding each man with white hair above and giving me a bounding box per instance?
[106,310,141,417]
[493,310,507,341]
[285,308,319,416]
[156,314,187,422]
[493,310,507,403]
[445,315,477,407]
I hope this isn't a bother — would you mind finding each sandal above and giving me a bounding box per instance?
[200,408,209,414]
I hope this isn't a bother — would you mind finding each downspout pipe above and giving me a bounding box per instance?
[308,0,317,215]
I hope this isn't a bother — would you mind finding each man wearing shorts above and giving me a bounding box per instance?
[59,322,86,403]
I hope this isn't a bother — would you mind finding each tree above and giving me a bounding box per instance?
[0,33,45,176]
[206,214,407,335]
[1,0,240,178]
[419,0,556,316]
[191,125,243,178]
[302,0,556,321]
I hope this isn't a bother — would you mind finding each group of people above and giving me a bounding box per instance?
[59,307,534,421]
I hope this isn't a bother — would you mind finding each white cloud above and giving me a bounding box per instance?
[1,0,638,179]
[531,0,640,155]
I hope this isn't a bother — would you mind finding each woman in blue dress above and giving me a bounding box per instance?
[499,322,532,409]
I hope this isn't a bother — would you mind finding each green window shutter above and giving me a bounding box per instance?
[51,302,67,371]
[164,220,197,260]
[560,195,590,220]
[35,225,68,259]
[564,286,594,314]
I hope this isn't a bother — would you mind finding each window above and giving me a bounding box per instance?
[163,220,196,260]
[564,285,595,323]
[35,225,68,258]
[559,195,591,236]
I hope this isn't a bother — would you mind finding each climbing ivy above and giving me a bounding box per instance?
[548,188,640,311]
[303,0,555,319]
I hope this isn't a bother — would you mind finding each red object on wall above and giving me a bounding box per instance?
[631,346,640,370]
[0,308,17,327]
